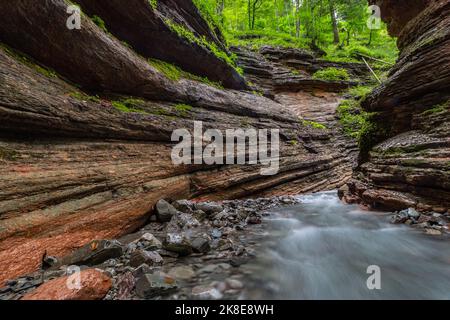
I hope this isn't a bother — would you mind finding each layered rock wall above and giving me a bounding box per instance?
[0,0,356,284]
[341,0,450,212]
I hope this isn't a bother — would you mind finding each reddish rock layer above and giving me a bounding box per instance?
[0,1,357,285]
[22,269,111,300]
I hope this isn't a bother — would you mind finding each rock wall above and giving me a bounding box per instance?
[0,0,356,284]
[340,0,450,212]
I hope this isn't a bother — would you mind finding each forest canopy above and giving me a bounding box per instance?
[193,0,398,63]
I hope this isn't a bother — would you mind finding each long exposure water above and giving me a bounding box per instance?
[243,191,450,300]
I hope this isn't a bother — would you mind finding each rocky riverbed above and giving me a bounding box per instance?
[0,196,299,300]
[1,193,448,300]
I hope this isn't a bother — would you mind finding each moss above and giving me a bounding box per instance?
[91,15,107,33]
[337,99,368,139]
[148,0,157,10]
[1,43,58,78]
[347,85,374,100]
[111,98,148,114]
[401,159,427,167]
[358,114,389,160]
[312,67,350,81]
[288,140,298,146]
[148,58,224,89]
[69,91,101,103]
[421,101,448,116]
[163,18,242,75]
[380,145,428,155]
[174,103,193,117]
[302,120,327,130]
[0,147,18,161]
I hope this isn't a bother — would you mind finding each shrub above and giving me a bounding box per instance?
[312,67,350,81]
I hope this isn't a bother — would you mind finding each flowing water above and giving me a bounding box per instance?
[242,191,450,300]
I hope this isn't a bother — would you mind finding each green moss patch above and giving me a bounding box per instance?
[148,58,224,89]
[302,120,327,130]
[111,98,148,114]
[312,67,350,81]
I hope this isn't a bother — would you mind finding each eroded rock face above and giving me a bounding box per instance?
[74,0,246,90]
[342,0,450,212]
[368,0,431,37]
[21,269,111,300]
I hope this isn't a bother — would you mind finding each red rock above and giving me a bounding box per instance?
[21,269,111,300]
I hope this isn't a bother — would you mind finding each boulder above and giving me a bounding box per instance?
[191,237,211,254]
[163,233,193,256]
[58,240,123,267]
[135,272,177,299]
[21,269,111,300]
[195,203,224,215]
[156,199,179,222]
[129,250,164,268]
[115,272,136,300]
[133,233,162,250]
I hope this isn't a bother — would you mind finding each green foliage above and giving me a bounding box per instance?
[111,98,148,114]
[192,0,224,39]
[163,18,242,75]
[337,99,368,139]
[91,15,107,33]
[312,67,350,81]
[302,120,327,130]
[148,58,224,89]
[347,85,373,100]
[228,30,311,51]
[148,0,157,10]
[196,0,398,64]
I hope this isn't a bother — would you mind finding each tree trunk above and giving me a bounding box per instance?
[329,0,340,44]
[295,0,301,38]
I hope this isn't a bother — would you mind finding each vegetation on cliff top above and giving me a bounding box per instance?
[193,0,398,64]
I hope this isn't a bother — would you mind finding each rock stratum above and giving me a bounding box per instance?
[340,0,450,212]
[0,0,358,285]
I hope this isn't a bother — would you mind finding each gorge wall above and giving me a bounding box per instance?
[340,0,450,212]
[0,0,358,285]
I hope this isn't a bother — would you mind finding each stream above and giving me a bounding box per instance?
[242,191,450,300]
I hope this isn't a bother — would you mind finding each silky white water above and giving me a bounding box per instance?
[243,191,450,300]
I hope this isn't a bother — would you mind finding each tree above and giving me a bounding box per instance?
[295,0,302,38]
[329,0,340,44]
[248,0,264,29]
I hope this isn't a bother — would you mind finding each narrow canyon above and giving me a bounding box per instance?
[0,0,448,300]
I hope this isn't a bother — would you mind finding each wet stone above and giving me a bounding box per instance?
[135,273,178,299]
[156,199,179,222]
[191,237,211,254]
[163,233,193,256]
[129,250,163,268]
